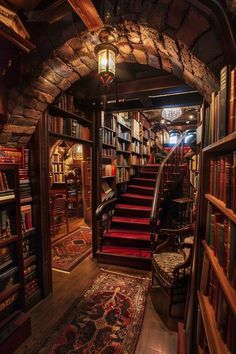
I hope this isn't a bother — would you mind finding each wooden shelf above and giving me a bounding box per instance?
[49,132,92,145]
[131,151,142,156]
[0,197,15,205]
[197,292,230,354]
[117,122,131,130]
[20,197,33,204]
[116,150,131,154]
[102,142,116,148]
[117,136,131,143]
[116,165,130,168]
[203,241,236,315]
[102,175,116,179]
[0,283,21,303]
[0,235,18,247]
[23,255,37,268]
[116,180,129,184]
[101,126,116,133]
[205,194,236,224]
[22,228,36,239]
[49,105,91,126]
[132,136,142,142]
[203,131,236,153]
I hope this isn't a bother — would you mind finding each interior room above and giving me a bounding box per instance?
[0,1,235,354]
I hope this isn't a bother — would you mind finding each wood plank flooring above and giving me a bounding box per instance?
[15,256,177,354]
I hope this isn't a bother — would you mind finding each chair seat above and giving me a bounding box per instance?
[153,252,188,286]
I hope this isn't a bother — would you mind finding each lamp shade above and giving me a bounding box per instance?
[95,43,118,86]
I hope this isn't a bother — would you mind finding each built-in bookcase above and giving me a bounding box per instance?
[186,65,236,354]
[99,110,153,202]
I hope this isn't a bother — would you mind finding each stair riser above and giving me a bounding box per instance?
[139,172,157,179]
[96,252,152,270]
[131,179,156,187]
[120,196,153,206]
[103,237,150,248]
[111,221,151,231]
[128,186,154,196]
[114,208,150,218]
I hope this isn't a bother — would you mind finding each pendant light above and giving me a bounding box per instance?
[95,26,118,86]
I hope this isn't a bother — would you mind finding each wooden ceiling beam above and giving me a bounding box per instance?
[67,0,103,31]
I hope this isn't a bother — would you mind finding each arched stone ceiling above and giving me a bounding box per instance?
[0,0,231,145]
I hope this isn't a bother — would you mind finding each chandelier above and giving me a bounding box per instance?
[95,26,118,86]
[161,108,182,122]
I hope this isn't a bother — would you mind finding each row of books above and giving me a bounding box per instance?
[49,116,91,140]
[25,278,39,300]
[52,153,63,163]
[0,246,13,271]
[0,266,18,292]
[101,113,116,131]
[209,152,236,212]
[200,257,236,353]
[21,204,33,232]
[101,128,116,146]
[52,163,64,173]
[56,92,75,112]
[117,130,131,141]
[116,140,129,152]
[0,210,12,239]
[102,164,116,177]
[101,148,116,158]
[0,146,23,165]
[117,154,129,166]
[22,238,36,260]
[142,144,150,155]
[115,112,131,129]
[206,203,236,285]
[204,66,236,146]
[131,119,141,140]
[116,167,129,183]
[52,173,65,183]
[131,141,142,154]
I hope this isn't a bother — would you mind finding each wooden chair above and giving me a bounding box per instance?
[50,194,69,236]
[152,224,194,317]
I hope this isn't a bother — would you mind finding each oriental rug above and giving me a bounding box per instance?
[51,226,92,273]
[49,269,150,354]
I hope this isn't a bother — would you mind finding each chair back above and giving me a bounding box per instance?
[51,194,67,216]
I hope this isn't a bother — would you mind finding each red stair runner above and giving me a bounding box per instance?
[115,204,151,211]
[102,246,151,258]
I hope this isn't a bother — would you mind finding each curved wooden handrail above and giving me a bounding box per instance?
[150,131,188,233]
[95,197,117,219]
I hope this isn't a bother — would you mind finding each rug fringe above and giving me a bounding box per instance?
[100,268,151,281]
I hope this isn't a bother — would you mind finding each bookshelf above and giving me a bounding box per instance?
[99,110,152,202]
[192,65,236,354]
[0,163,31,352]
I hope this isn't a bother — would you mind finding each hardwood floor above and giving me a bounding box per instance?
[15,256,177,354]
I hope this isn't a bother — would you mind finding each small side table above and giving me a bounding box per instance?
[172,197,193,226]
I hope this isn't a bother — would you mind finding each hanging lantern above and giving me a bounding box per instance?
[95,43,118,86]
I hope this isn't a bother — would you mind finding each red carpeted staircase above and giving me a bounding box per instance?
[96,164,161,269]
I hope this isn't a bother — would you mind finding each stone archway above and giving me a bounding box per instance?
[1,11,225,145]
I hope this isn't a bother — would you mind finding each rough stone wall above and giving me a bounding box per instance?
[0,0,228,146]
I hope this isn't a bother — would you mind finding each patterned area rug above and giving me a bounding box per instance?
[49,269,150,354]
[51,226,92,273]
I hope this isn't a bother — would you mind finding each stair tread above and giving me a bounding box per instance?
[112,216,150,224]
[115,204,151,211]
[121,193,153,200]
[132,178,156,182]
[104,230,150,240]
[128,185,155,191]
[101,246,151,258]
[106,228,150,235]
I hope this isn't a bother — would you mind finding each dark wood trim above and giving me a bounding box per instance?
[91,104,102,256]
[33,112,52,296]
[67,0,104,31]
[0,21,35,53]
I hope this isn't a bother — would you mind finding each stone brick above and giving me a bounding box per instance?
[25,87,54,104]
[0,133,12,144]
[80,55,97,71]
[55,43,75,62]
[69,57,91,77]
[12,116,38,126]
[66,71,80,84]
[161,55,172,73]
[23,109,42,119]
[120,52,136,63]
[147,53,161,69]
[176,7,210,48]
[163,34,180,60]
[3,124,35,135]
[10,103,24,116]
[171,58,184,78]
[155,35,169,56]
[41,63,64,86]
[22,97,47,112]
[117,39,133,56]
[192,30,222,64]
[167,0,189,29]
[179,43,193,73]
[31,76,60,97]
[18,135,31,145]
[67,37,83,51]
[124,22,141,44]
[191,56,205,79]
[133,48,147,64]
[57,78,72,91]
[47,56,74,78]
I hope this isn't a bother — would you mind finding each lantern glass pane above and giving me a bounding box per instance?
[108,49,115,75]
[98,49,107,73]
